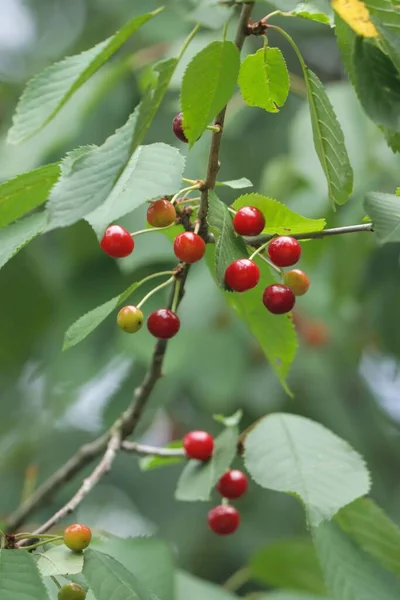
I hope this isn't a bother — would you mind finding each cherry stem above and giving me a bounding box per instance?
[194,220,201,234]
[177,197,200,205]
[257,252,283,276]
[51,576,62,590]
[245,222,374,245]
[171,278,182,313]
[136,277,175,309]
[121,441,185,456]
[206,124,222,133]
[21,536,63,551]
[171,184,201,205]
[14,533,59,540]
[130,224,175,236]
[228,207,236,215]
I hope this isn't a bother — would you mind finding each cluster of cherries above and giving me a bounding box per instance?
[183,430,248,535]
[57,524,92,599]
[99,198,309,338]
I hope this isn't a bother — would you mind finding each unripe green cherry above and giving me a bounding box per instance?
[63,524,92,552]
[58,583,86,600]
[283,269,310,296]
[117,305,144,333]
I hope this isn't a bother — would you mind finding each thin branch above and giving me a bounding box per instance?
[20,432,122,541]
[121,441,185,457]
[244,223,374,246]
[198,2,254,235]
[6,269,190,533]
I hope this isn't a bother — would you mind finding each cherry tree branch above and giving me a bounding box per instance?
[244,223,373,246]
[198,1,254,235]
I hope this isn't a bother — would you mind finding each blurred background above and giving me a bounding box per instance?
[0,0,400,589]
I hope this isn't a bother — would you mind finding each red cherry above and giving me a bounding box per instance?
[233,206,265,236]
[173,232,206,263]
[217,470,248,499]
[100,225,134,258]
[263,284,295,314]
[63,524,92,552]
[172,112,188,143]
[283,269,310,296]
[183,431,214,461]
[147,198,176,228]
[147,309,180,339]
[208,505,240,535]
[225,259,260,292]
[268,236,301,267]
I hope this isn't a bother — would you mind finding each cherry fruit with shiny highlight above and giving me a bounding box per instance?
[173,232,206,263]
[233,206,265,236]
[217,470,248,499]
[100,225,134,258]
[283,269,310,296]
[147,309,180,339]
[225,259,260,292]
[172,112,188,143]
[117,306,144,333]
[263,284,295,314]
[208,505,240,535]
[183,431,214,461]
[63,524,92,552]
[147,198,176,228]
[267,236,301,267]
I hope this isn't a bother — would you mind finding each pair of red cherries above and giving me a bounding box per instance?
[183,430,248,535]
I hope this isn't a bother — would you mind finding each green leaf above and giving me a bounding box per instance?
[238,47,290,113]
[314,521,400,600]
[249,538,327,594]
[7,9,162,144]
[261,594,328,600]
[0,212,47,271]
[0,549,50,600]
[93,537,174,600]
[175,426,238,501]
[213,410,243,427]
[86,143,185,236]
[207,191,248,288]
[63,273,167,350]
[216,177,253,189]
[83,549,155,600]
[139,441,185,472]
[217,256,297,392]
[303,68,353,206]
[244,413,371,527]
[187,0,234,29]
[334,13,356,83]
[37,545,84,577]
[181,41,240,144]
[335,498,400,578]
[46,113,137,230]
[0,163,59,227]
[291,3,333,25]
[362,0,400,74]
[177,571,239,600]
[364,192,400,244]
[352,37,400,131]
[232,193,326,235]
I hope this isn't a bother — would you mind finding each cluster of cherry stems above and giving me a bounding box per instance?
[100,113,310,338]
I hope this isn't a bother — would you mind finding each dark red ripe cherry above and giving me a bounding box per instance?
[100,225,134,258]
[58,583,86,600]
[147,309,180,339]
[263,284,295,314]
[183,431,214,461]
[147,199,176,228]
[172,112,188,143]
[173,232,206,263]
[208,505,240,535]
[268,236,301,267]
[225,259,260,292]
[233,206,265,236]
[217,470,248,499]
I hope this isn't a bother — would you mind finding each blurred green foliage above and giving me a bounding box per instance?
[0,0,400,592]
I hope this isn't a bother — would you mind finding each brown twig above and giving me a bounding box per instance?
[198,2,254,236]
[244,223,374,246]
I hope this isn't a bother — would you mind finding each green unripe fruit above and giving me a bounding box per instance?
[117,305,144,333]
[63,523,92,552]
[58,583,86,600]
